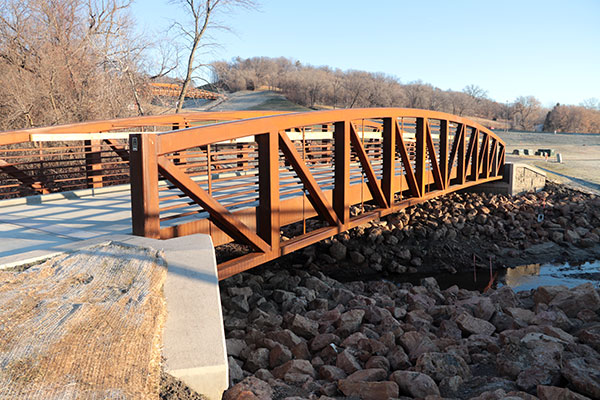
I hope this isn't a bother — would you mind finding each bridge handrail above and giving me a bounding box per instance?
[155,108,502,155]
[0,111,288,145]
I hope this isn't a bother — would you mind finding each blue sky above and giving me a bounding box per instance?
[131,0,600,107]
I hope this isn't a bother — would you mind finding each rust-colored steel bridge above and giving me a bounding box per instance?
[0,109,505,279]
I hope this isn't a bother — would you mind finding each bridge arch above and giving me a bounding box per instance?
[128,108,505,279]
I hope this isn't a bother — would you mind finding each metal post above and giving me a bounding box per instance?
[84,139,103,188]
[257,132,280,251]
[470,129,479,181]
[382,117,396,206]
[333,121,350,226]
[439,120,449,188]
[416,118,426,196]
[457,124,465,184]
[129,133,160,238]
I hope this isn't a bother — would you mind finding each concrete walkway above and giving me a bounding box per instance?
[0,185,132,268]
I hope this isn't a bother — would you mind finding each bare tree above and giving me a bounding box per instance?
[0,0,141,129]
[463,84,488,101]
[171,0,257,113]
[511,96,543,130]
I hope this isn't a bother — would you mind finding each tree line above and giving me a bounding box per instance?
[1,2,598,133]
[211,57,600,133]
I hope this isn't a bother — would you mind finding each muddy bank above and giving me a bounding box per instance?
[220,268,600,399]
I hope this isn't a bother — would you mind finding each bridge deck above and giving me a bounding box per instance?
[0,187,132,265]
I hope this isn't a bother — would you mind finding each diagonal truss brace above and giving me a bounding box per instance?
[349,123,388,208]
[157,155,270,253]
[278,131,339,226]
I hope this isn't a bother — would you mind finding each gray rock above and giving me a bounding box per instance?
[561,357,600,399]
[289,314,319,339]
[415,352,471,382]
[226,338,247,358]
[329,241,347,260]
[228,356,244,385]
[244,347,269,373]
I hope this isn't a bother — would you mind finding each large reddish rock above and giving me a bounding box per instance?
[337,379,399,400]
[390,370,440,398]
[272,359,316,379]
[336,349,362,374]
[537,385,591,400]
[268,343,292,368]
[549,283,600,317]
[399,330,439,361]
[319,365,346,382]
[335,309,365,336]
[223,376,273,400]
[345,368,388,382]
[578,324,600,352]
[266,329,303,349]
[455,312,496,336]
[310,333,341,352]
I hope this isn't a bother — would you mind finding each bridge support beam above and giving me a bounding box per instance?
[129,134,160,238]
[334,121,350,225]
[382,118,396,206]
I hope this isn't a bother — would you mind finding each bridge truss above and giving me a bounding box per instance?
[0,109,505,279]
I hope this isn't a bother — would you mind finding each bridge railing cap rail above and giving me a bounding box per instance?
[152,108,503,155]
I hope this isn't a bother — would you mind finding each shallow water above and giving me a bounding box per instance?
[498,260,600,291]
[397,260,600,292]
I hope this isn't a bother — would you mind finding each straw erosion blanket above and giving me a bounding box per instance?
[0,242,167,399]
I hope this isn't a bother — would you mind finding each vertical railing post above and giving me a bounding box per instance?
[257,131,280,253]
[129,133,160,238]
[84,139,103,188]
[382,117,396,206]
[333,121,350,226]
[415,117,426,196]
[470,129,479,181]
[457,124,465,184]
[439,120,449,189]
[482,135,490,178]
